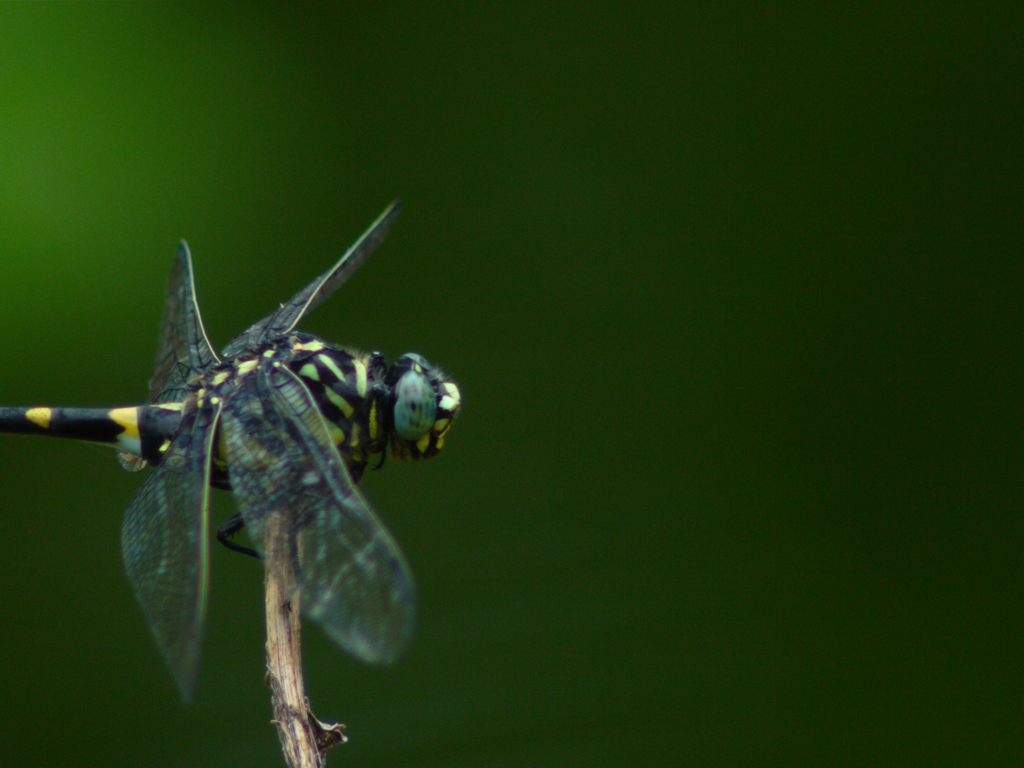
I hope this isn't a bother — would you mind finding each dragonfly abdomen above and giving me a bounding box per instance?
[0,405,142,450]
[0,403,186,466]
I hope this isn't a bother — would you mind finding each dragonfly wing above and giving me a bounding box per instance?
[221,364,415,663]
[221,202,400,358]
[147,241,219,405]
[121,399,221,701]
[120,242,220,472]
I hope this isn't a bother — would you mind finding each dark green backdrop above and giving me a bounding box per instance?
[0,4,1018,767]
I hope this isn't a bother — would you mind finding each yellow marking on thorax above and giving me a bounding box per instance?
[25,407,52,429]
[156,402,185,412]
[294,339,326,352]
[212,371,231,385]
[368,401,380,442]
[325,388,355,418]
[263,349,276,357]
[299,363,321,381]
[327,423,346,446]
[317,353,347,383]
[108,407,140,438]
[353,359,368,397]
[237,359,259,374]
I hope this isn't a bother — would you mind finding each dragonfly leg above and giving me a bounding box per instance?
[217,513,262,560]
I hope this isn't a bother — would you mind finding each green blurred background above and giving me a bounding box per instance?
[0,4,1019,766]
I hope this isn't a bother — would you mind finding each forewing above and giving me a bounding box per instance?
[120,242,219,472]
[221,202,400,358]
[121,400,221,701]
[221,364,415,663]
[147,240,219,403]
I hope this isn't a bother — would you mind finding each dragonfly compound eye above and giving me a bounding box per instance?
[393,367,437,441]
[387,352,459,462]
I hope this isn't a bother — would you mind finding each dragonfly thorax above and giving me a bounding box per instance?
[266,334,461,468]
[277,334,386,470]
[140,334,460,479]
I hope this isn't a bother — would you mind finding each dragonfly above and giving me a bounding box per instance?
[0,202,460,700]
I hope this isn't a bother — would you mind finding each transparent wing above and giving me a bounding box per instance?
[147,240,220,403]
[121,400,221,701]
[221,364,415,663]
[221,202,400,358]
[120,242,219,471]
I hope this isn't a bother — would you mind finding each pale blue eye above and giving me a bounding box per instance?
[393,369,437,440]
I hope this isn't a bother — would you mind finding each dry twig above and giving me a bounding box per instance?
[264,514,347,767]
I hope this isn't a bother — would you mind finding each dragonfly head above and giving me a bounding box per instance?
[386,353,460,462]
